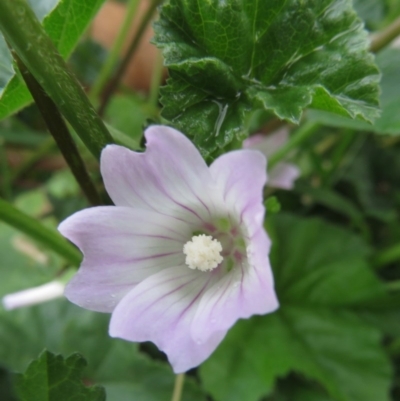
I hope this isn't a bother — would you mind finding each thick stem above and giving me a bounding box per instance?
[170,373,185,401]
[0,0,113,159]
[268,121,320,170]
[89,0,141,101]
[370,16,400,53]
[98,0,162,115]
[15,54,102,206]
[0,197,81,266]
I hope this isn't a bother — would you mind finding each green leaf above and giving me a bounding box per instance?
[0,0,113,159]
[200,214,392,401]
[0,0,106,120]
[0,300,207,401]
[15,351,105,401]
[154,0,380,156]
[308,47,400,135]
[104,94,153,149]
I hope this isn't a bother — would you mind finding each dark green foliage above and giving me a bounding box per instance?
[15,351,106,401]
[154,0,380,156]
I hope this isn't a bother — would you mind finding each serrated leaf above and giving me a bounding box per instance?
[200,214,392,401]
[154,0,380,156]
[0,300,207,401]
[15,351,105,401]
[0,0,105,120]
[308,47,400,135]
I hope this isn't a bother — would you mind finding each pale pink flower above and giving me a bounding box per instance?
[244,128,300,190]
[59,126,278,373]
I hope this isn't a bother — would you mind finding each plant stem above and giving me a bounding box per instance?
[268,121,320,170]
[149,48,164,108]
[98,0,162,115]
[373,243,400,270]
[15,54,102,206]
[11,137,56,182]
[0,139,12,200]
[0,197,81,266]
[170,373,185,401]
[89,0,141,101]
[0,0,113,160]
[322,130,356,185]
[370,15,400,53]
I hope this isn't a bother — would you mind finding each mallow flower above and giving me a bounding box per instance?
[244,128,300,190]
[59,126,278,373]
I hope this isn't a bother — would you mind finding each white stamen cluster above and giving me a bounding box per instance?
[183,234,223,272]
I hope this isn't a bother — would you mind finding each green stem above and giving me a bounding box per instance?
[0,197,81,266]
[268,121,320,170]
[170,373,185,401]
[11,137,56,182]
[0,139,12,200]
[370,16,400,53]
[373,243,400,270]
[15,54,102,206]
[0,0,113,160]
[322,130,356,185]
[89,0,141,101]
[98,0,162,115]
[149,49,164,108]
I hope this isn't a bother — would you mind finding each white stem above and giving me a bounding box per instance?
[2,281,65,310]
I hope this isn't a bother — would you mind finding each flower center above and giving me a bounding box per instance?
[183,234,223,272]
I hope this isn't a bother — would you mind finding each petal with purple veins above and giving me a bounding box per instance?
[210,149,267,235]
[191,229,278,343]
[109,266,227,373]
[59,206,189,312]
[101,126,219,225]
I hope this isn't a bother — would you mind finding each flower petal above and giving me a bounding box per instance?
[269,162,300,189]
[243,128,289,157]
[109,266,227,373]
[101,126,218,225]
[59,206,189,312]
[191,229,279,343]
[210,150,267,235]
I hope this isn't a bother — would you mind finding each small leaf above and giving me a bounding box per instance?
[200,214,392,401]
[265,196,281,214]
[154,0,380,156]
[15,351,105,401]
[0,0,106,120]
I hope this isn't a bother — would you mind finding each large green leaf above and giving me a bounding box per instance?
[15,351,105,401]
[0,0,105,120]
[0,300,207,401]
[200,215,392,401]
[154,0,380,156]
[308,47,400,135]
